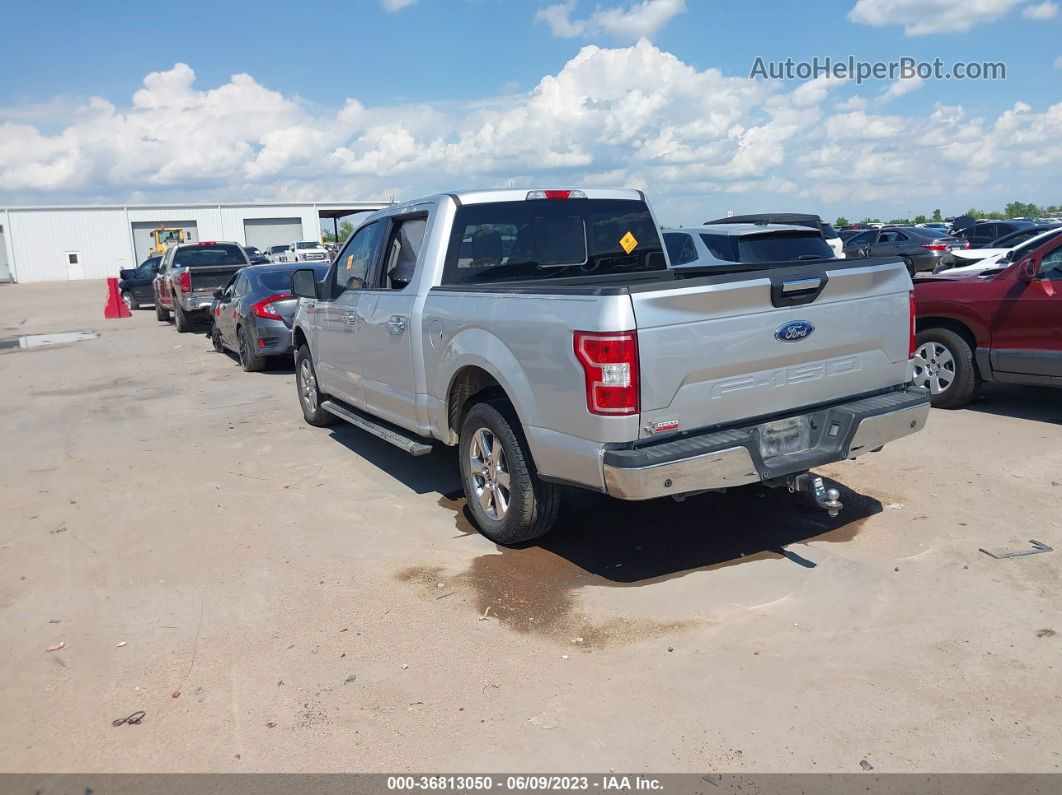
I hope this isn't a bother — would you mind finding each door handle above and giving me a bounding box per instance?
[387,315,407,335]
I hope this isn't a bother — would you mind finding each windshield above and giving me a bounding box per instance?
[442,199,665,284]
[295,242,320,250]
[1001,229,1062,262]
[700,231,834,263]
[173,244,248,267]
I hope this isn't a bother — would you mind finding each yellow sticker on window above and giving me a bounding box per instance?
[619,230,638,254]
[346,255,354,269]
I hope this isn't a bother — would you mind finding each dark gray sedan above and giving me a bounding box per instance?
[209,263,329,371]
[842,226,967,275]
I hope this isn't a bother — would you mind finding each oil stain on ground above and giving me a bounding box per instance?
[401,478,882,647]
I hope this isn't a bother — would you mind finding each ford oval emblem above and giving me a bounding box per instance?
[775,320,815,342]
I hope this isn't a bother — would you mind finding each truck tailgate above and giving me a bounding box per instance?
[190,266,240,292]
[631,260,911,437]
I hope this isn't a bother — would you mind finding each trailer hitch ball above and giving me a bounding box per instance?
[789,473,843,517]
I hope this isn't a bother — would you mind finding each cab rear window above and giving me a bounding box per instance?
[442,199,665,285]
[173,244,247,267]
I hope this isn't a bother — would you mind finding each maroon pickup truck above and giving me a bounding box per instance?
[913,233,1062,407]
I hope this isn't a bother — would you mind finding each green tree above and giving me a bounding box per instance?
[913,214,928,224]
[834,216,849,227]
[321,220,355,244]
[1004,201,1040,219]
[931,208,942,221]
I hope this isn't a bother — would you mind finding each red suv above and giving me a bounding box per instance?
[913,233,1062,407]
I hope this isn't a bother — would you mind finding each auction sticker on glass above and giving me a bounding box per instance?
[619,231,638,254]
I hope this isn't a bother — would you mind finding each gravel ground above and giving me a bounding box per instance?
[0,280,1059,773]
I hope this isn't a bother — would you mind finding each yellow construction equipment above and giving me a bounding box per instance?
[150,227,185,253]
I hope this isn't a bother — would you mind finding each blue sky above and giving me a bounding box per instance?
[1,0,1059,224]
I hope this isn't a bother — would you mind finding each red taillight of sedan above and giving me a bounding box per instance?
[921,243,948,252]
[253,294,292,320]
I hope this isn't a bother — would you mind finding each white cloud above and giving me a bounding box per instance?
[1055,55,1062,69]
[381,0,417,11]
[536,0,685,41]
[881,76,924,101]
[1023,0,1058,18]
[2,48,1062,223]
[848,0,1023,34]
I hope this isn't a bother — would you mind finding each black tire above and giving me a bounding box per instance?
[122,291,138,311]
[294,344,336,426]
[237,325,266,372]
[155,299,170,321]
[913,327,980,408]
[173,298,190,333]
[902,257,915,278]
[458,400,560,545]
[210,323,226,353]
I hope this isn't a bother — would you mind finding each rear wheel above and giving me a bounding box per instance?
[237,325,266,372]
[294,344,336,426]
[173,298,190,333]
[459,401,559,545]
[122,291,138,311]
[913,328,980,408]
[902,257,915,278]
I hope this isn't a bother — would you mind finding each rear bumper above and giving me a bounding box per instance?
[601,387,930,500]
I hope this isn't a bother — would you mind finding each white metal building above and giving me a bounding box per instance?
[0,201,389,283]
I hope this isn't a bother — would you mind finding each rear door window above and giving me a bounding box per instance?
[442,199,664,285]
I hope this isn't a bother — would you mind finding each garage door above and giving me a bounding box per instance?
[244,217,303,252]
[131,221,199,262]
[0,225,10,282]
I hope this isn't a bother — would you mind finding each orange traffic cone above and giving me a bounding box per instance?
[104,277,132,319]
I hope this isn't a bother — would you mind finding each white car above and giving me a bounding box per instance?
[274,241,331,264]
[933,227,1062,277]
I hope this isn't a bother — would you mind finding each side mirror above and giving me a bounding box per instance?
[213,289,225,300]
[1015,256,1038,282]
[292,269,319,299]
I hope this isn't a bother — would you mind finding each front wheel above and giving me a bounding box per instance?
[459,401,559,545]
[122,291,138,311]
[294,344,336,426]
[155,299,170,321]
[913,328,980,408]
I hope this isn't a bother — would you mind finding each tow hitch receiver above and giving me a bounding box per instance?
[788,473,843,517]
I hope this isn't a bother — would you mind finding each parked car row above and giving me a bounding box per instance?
[126,189,1057,544]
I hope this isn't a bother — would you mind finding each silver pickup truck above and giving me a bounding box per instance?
[290,188,929,544]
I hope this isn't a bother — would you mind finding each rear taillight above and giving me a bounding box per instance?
[909,291,917,358]
[573,331,639,416]
[526,189,587,200]
[179,271,191,292]
[253,293,292,320]
[922,243,948,251]
[962,242,971,249]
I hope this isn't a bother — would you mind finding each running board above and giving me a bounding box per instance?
[320,400,433,456]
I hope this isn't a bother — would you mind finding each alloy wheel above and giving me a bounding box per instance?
[468,428,511,521]
[299,358,318,413]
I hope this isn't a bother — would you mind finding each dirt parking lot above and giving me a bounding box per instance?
[0,280,1059,773]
